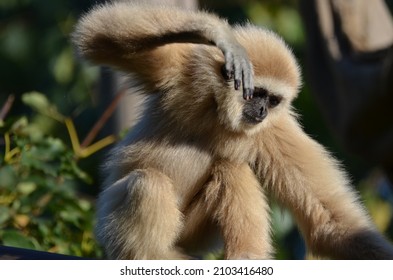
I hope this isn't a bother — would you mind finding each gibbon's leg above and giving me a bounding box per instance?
[182,161,272,259]
[261,116,393,259]
[96,169,184,259]
[213,162,272,259]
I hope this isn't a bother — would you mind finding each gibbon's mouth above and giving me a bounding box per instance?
[242,112,264,124]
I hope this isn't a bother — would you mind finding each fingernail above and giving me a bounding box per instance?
[249,89,254,99]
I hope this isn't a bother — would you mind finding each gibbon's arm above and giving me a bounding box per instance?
[260,115,393,259]
[72,2,253,98]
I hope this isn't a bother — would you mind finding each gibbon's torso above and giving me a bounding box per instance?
[76,2,393,259]
[105,94,261,209]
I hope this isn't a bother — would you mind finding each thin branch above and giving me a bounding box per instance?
[0,95,15,121]
[80,89,126,148]
[79,135,116,158]
[64,118,81,155]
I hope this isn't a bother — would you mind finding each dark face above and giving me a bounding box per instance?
[242,87,282,124]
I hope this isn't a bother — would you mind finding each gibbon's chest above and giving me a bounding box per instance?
[128,140,214,204]
[139,132,256,181]
[211,132,258,164]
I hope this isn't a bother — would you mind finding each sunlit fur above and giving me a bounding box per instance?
[73,2,393,259]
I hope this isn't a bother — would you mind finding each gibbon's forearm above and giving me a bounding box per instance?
[263,116,393,259]
[72,1,253,97]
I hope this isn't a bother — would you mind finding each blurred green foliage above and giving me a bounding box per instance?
[0,0,108,257]
[0,93,102,258]
[0,0,98,122]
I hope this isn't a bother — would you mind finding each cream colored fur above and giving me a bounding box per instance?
[73,1,393,259]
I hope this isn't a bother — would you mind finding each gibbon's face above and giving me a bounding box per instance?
[236,82,289,135]
[242,87,282,124]
[216,70,297,135]
[215,26,301,135]
[214,78,291,135]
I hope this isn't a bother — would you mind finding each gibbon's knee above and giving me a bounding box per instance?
[96,169,184,259]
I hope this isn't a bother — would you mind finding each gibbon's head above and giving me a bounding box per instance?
[213,26,301,135]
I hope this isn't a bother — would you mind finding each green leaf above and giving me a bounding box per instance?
[53,48,74,85]
[46,137,66,154]
[22,92,50,112]
[0,206,11,224]
[0,166,17,189]
[22,92,64,121]
[16,182,37,195]
[2,230,37,249]
[59,209,81,225]
[10,116,28,132]
[70,161,93,184]
[78,199,91,212]
[37,222,50,237]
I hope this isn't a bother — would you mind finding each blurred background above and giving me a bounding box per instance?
[0,0,392,259]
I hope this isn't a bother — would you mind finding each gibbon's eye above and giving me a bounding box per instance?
[268,95,282,108]
[253,87,268,98]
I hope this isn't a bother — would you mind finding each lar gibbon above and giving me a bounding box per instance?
[72,2,393,259]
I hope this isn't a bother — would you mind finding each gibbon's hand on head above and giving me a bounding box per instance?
[72,1,393,260]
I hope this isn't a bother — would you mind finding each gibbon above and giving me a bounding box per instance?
[72,2,393,259]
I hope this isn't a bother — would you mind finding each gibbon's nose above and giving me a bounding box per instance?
[247,105,267,123]
[259,105,267,120]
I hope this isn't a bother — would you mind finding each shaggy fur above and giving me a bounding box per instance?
[72,1,393,259]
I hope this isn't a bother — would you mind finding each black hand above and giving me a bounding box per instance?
[220,43,254,100]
